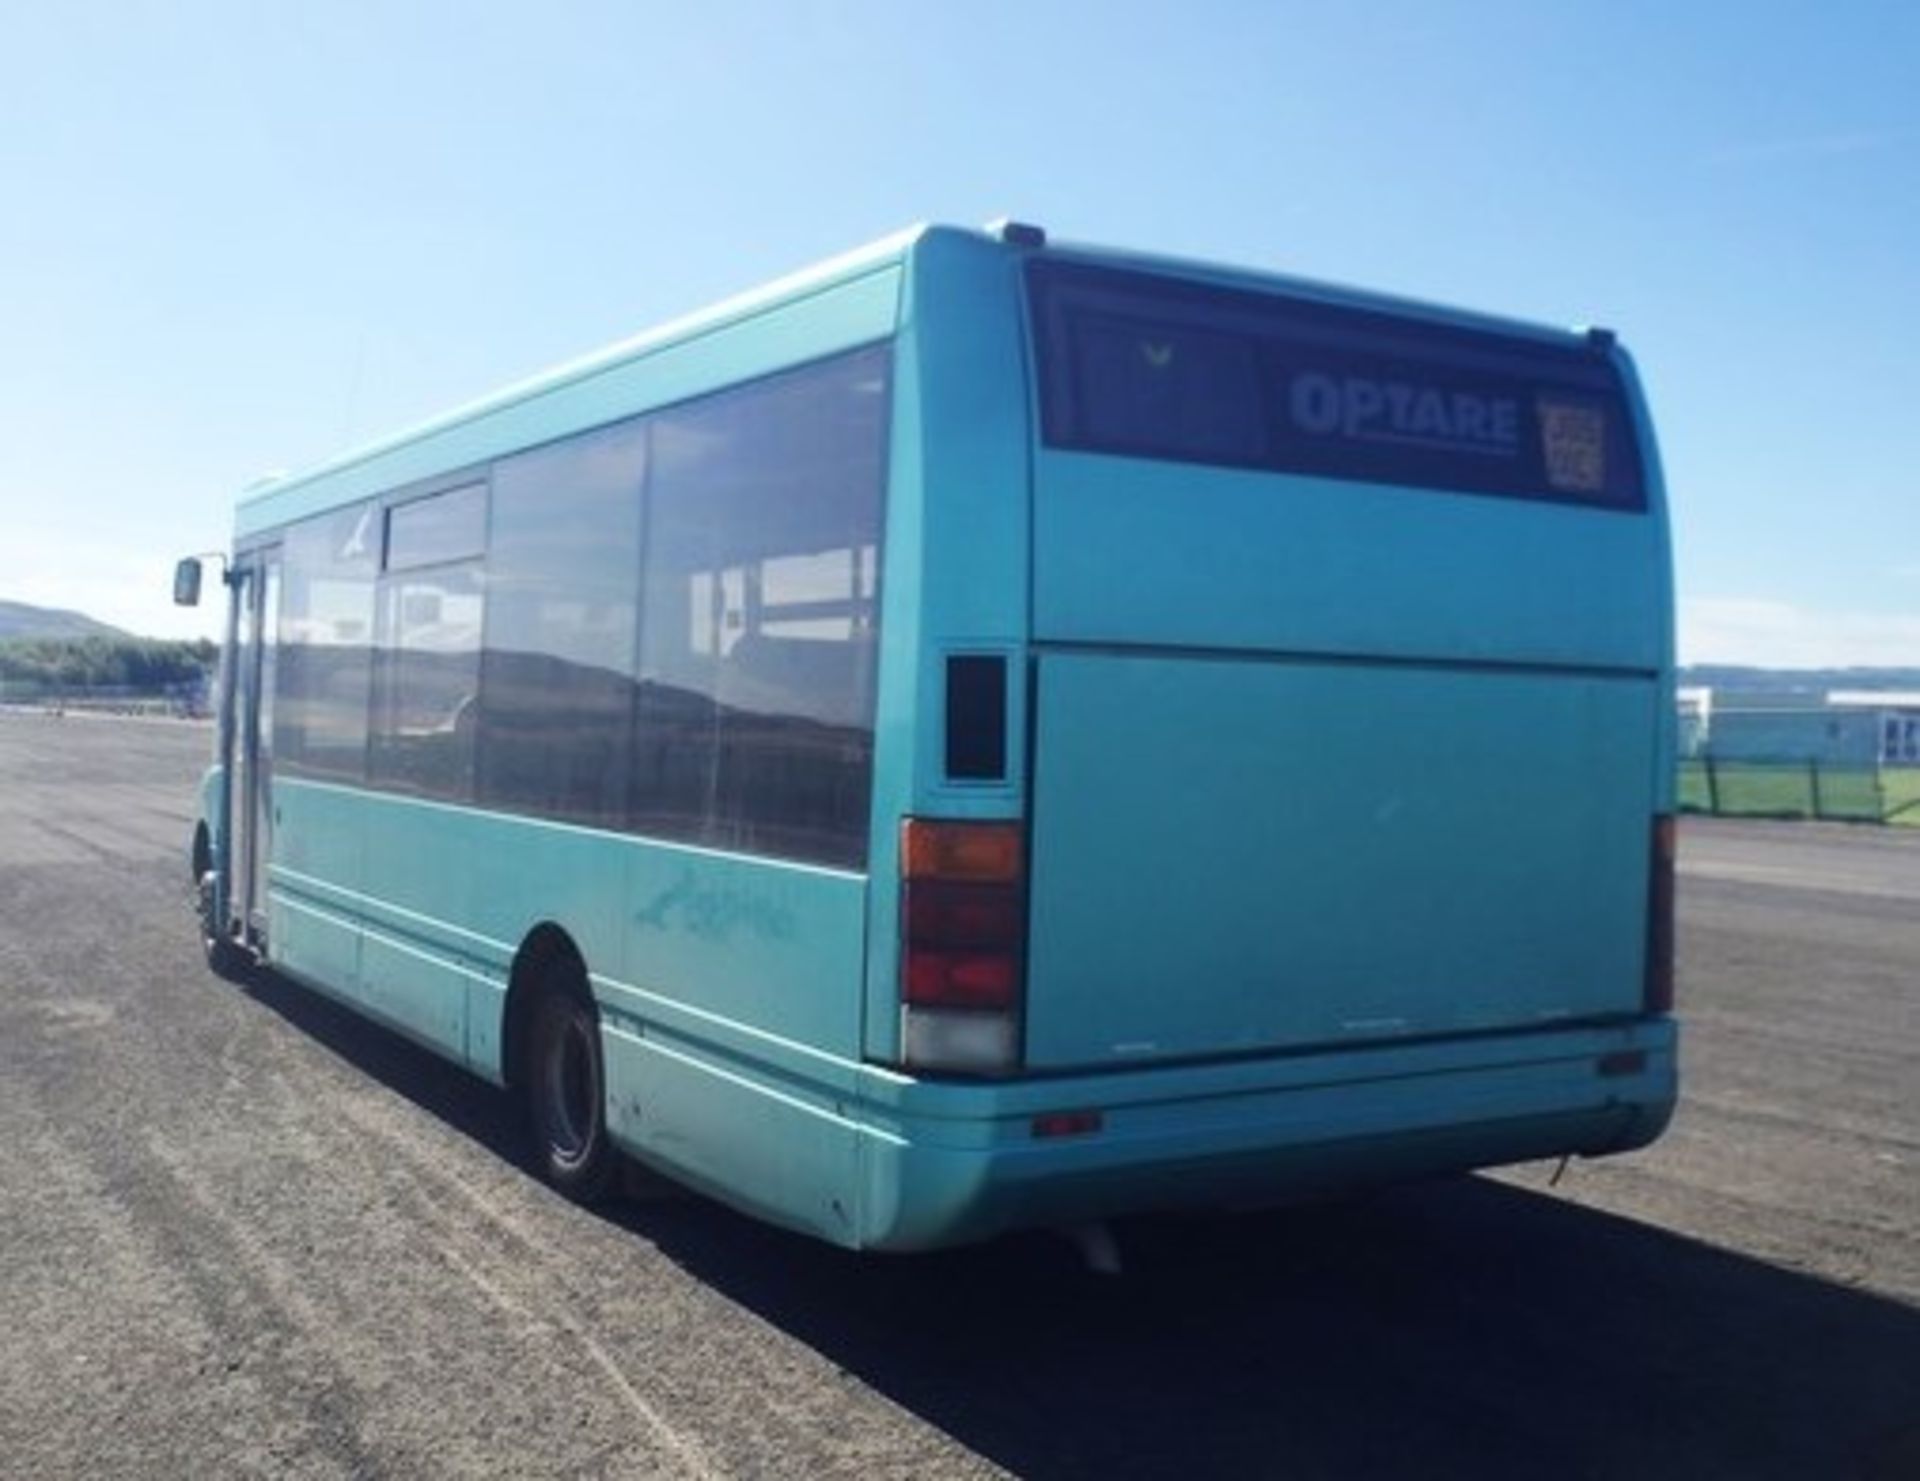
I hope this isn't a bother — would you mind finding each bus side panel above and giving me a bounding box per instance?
[602,1022,867,1247]
[356,925,488,1060]
[268,778,366,1005]
[593,851,870,1242]
[268,782,873,1099]
[354,798,873,1072]
[268,786,627,1075]
[618,844,870,1068]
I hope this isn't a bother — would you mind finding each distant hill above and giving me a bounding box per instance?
[0,600,128,641]
[1680,665,1920,698]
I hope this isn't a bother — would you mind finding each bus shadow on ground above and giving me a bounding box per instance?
[245,969,1920,1481]
[625,1181,1920,1481]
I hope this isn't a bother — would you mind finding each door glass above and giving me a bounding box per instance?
[227,569,256,933]
[251,561,281,924]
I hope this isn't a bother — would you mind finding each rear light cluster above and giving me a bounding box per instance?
[1645,814,1676,1016]
[900,819,1025,1075]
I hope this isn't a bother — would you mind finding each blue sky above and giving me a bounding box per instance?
[3,1,1915,664]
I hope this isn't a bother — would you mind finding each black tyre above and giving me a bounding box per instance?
[197,870,252,982]
[526,973,616,1203]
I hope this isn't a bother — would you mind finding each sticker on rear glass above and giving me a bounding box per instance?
[1537,399,1607,494]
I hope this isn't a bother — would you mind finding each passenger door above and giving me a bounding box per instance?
[222,550,280,942]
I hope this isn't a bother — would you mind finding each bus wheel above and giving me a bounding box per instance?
[197,871,251,982]
[527,973,616,1204]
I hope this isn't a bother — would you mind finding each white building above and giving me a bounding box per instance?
[1675,686,1713,757]
[1826,691,1920,764]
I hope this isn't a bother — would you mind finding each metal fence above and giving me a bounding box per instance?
[0,681,208,719]
[1679,757,1920,825]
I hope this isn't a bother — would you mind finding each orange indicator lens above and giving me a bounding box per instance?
[901,819,1023,882]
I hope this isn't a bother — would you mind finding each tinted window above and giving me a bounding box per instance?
[387,482,486,570]
[945,654,1007,781]
[1031,261,1645,510]
[630,345,889,868]
[368,560,484,801]
[1073,314,1262,463]
[276,502,378,781]
[268,345,890,858]
[477,421,646,827]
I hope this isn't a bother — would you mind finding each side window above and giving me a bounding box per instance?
[276,502,378,781]
[630,344,890,868]
[477,421,647,826]
[386,482,486,570]
[368,483,487,801]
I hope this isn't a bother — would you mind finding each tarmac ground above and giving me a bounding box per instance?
[1,710,1916,1479]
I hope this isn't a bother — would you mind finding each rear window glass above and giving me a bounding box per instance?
[1029,261,1646,511]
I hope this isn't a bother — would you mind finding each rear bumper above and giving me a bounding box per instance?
[853,1018,1677,1250]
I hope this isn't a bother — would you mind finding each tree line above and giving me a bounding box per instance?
[0,636,219,691]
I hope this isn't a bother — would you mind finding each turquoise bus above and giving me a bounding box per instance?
[177,222,1677,1251]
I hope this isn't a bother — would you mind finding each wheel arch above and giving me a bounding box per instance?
[501,922,590,1092]
[191,820,212,886]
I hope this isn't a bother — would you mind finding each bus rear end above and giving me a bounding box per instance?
[1018,259,1672,1070]
[862,230,1675,1250]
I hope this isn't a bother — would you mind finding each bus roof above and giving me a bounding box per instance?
[234,224,926,536]
[233,221,1615,538]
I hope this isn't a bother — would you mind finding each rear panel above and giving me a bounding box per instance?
[1024,653,1655,1067]
[1016,253,1671,1071]
[1026,259,1664,669]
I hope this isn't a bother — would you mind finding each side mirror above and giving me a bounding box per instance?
[173,557,204,607]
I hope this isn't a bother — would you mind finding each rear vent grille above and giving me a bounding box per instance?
[945,655,1007,781]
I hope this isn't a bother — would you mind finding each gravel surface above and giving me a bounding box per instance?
[1,710,1916,1480]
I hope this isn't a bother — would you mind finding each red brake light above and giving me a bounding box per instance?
[904,951,1020,1009]
[1032,1110,1103,1139]
[905,881,1024,950]
[903,879,1023,1009]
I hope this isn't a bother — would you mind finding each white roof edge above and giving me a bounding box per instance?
[240,223,930,507]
